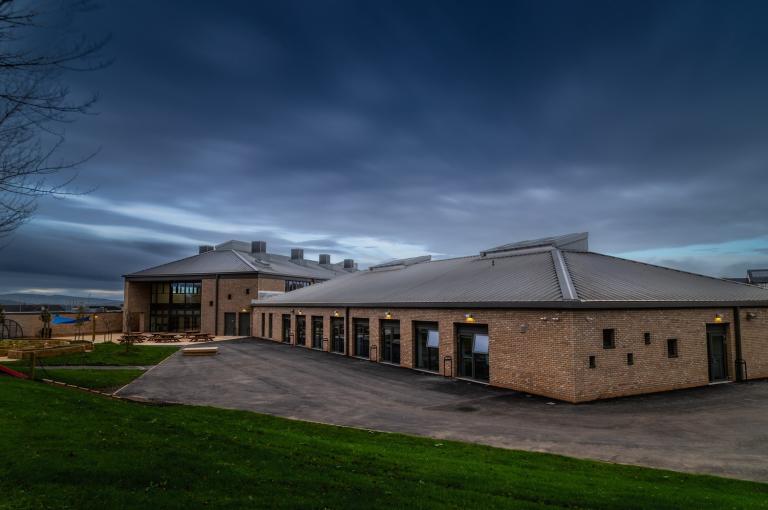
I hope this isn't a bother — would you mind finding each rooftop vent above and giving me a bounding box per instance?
[481,232,589,257]
[291,248,304,261]
[319,254,331,265]
[198,245,214,254]
[343,259,355,269]
[251,240,267,254]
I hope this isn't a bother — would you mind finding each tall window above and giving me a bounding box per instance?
[150,281,201,332]
[602,329,615,349]
[414,322,439,372]
[268,313,273,338]
[312,316,323,349]
[354,319,369,358]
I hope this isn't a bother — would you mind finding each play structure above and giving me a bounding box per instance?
[0,364,28,379]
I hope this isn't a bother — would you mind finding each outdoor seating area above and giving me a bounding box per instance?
[119,332,215,344]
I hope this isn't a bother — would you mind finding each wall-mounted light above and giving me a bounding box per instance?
[333,310,339,317]
[519,324,528,333]
[298,310,303,315]
[714,314,723,323]
[385,311,392,319]
[241,308,248,313]
[464,313,475,323]
[746,312,757,321]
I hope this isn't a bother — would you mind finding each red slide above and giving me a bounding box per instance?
[0,365,28,379]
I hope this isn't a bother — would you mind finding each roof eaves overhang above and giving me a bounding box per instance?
[250,300,768,310]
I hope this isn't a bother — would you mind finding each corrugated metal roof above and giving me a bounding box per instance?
[257,251,563,305]
[482,232,588,255]
[126,249,354,280]
[564,252,768,302]
[254,235,768,308]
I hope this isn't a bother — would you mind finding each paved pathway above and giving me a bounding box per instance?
[117,339,768,482]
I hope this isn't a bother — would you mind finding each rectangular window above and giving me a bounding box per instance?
[473,334,489,354]
[268,313,273,338]
[589,355,596,368]
[261,313,265,336]
[644,332,651,345]
[602,329,615,349]
[282,314,291,343]
[285,280,312,292]
[295,315,306,346]
[667,338,678,358]
[330,317,345,353]
[627,353,634,365]
[414,322,439,372]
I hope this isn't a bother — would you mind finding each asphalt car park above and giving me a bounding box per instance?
[117,338,768,482]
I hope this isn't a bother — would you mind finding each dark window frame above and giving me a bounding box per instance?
[602,329,616,349]
[627,352,634,365]
[268,313,273,338]
[589,355,596,368]
[667,338,679,358]
[644,332,651,345]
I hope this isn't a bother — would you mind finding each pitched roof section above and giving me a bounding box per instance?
[564,252,768,303]
[256,250,562,306]
[481,232,588,256]
[126,247,356,280]
[254,233,768,308]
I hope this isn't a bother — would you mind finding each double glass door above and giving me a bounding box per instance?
[295,315,306,346]
[457,325,489,381]
[354,319,370,358]
[311,317,323,349]
[415,322,439,372]
[331,317,345,353]
[282,314,291,343]
[381,321,400,364]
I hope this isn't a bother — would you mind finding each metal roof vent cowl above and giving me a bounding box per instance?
[319,254,331,265]
[291,248,304,261]
[199,245,214,254]
[343,259,355,269]
[251,241,267,254]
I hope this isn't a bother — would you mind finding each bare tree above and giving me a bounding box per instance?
[0,0,107,239]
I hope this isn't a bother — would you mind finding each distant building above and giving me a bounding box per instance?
[725,269,768,289]
[123,240,357,336]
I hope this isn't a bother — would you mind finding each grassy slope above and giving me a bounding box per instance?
[38,368,145,391]
[3,342,178,367]
[1,379,765,510]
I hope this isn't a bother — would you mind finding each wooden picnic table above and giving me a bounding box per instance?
[190,333,214,342]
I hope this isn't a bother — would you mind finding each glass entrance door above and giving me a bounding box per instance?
[296,315,306,346]
[238,312,251,336]
[311,317,323,349]
[331,317,345,353]
[381,320,400,364]
[282,314,291,343]
[457,325,489,381]
[354,319,369,358]
[224,312,237,336]
[706,324,728,382]
[415,322,439,372]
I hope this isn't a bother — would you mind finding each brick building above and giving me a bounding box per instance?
[252,233,768,402]
[123,240,356,336]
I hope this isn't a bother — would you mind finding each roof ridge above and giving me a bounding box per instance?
[231,250,263,272]
[127,249,216,275]
[551,248,578,301]
[567,250,768,290]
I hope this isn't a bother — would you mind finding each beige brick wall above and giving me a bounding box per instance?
[740,307,768,379]
[5,311,123,338]
[571,308,736,402]
[216,276,258,335]
[252,304,768,403]
[124,280,151,332]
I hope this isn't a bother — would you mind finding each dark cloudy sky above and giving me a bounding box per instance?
[1,0,767,299]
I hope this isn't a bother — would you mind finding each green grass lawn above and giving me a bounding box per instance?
[37,368,145,391]
[3,342,178,367]
[1,378,765,510]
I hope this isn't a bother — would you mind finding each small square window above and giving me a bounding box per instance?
[245,288,250,295]
[602,329,615,349]
[644,332,651,345]
[627,353,634,365]
[209,300,214,307]
[228,294,232,300]
[589,355,596,369]
[667,338,678,358]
